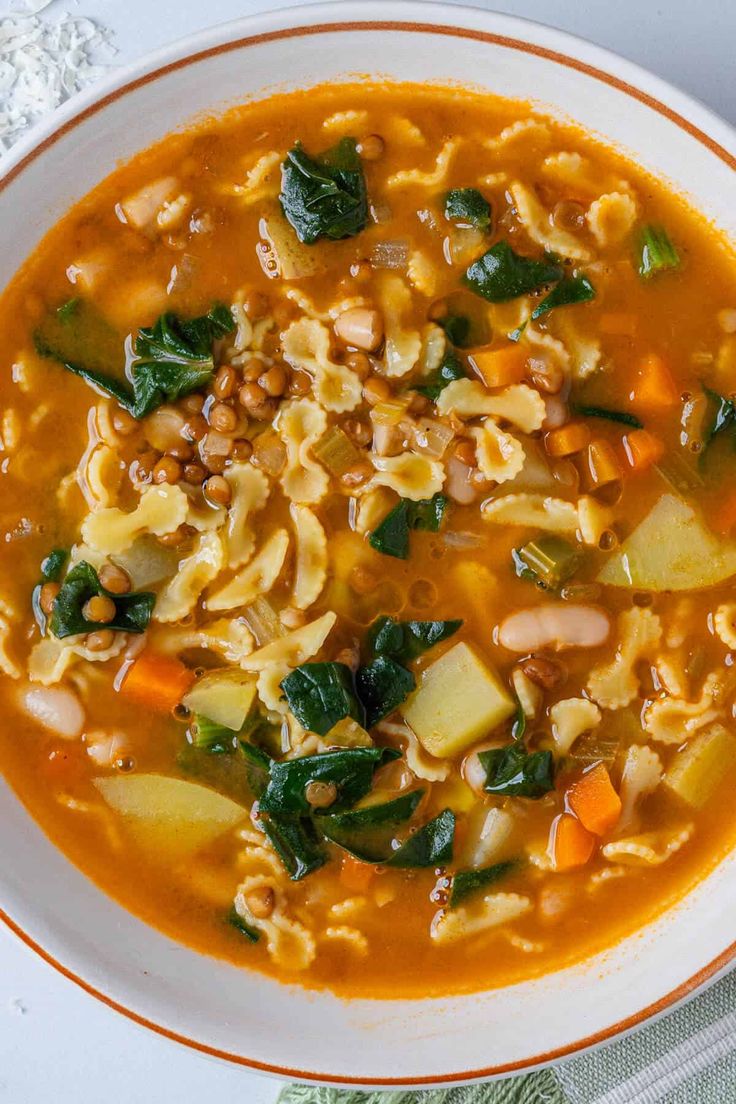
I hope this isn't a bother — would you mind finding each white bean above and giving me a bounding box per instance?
[445,454,477,505]
[85,729,131,767]
[541,395,568,430]
[462,739,506,795]
[21,686,85,739]
[498,604,610,653]
[334,307,384,352]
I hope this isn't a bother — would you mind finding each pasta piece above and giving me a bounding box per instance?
[618,745,663,832]
[184,491,227,533]
[384,116,426,146]
[510,182,591,261]
[511,669,542,719]
[522,325,571,374]
[151,618,254,664]
[82,484,189,554]
[714,603,736,650]
[234,873,316,971]
[352,487,395,535]
[601,824,693,867]
[482,493,578,533]
[242,611,337,672]
[207,530,289,613]
[290,505,328,610]
[377,720,450,782]
[418,323,447,376]
[386,138,459,189]
[407,249,437,296]
[281,318,363,412]
[587,608,662,709]
[431,893,532,944]
[329,897,367,919]
[284,288,367,322]
[654,653,689,699]
[541,151,632,198]
[644,672,725,745]
[223,464,270,569]
[550,698,602,755]
[436,380,546,433]
[550,314,602,381]
[377,274,421,378]
[483,119,551,154]
[257,662,293,715]
[276,398,329,504]
[28,634,125,686]
[223,150,282,204]
[586,191,638,247]
[322,109,369,133]
[470,421,525,484]
[369,453,445,501]
[154,531,224,623]
[322,926,369,956]
[0,408,20,452]
[0,603,20,679]
[577,495,614,547]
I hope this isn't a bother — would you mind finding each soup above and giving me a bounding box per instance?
[2,83,736,998]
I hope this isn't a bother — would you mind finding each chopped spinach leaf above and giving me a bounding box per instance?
[366,616,462,663]
[449,860,517,908]
[438,314,472,347]
[261,813,327,880]
[572,404,643,428]
[368,494,448,560]
[280,138,368,244]
[385,808,455,868]
[355,657,416,728]
[257,747,399,817]
[49,561,155,639]
[511,696,527,741]
[637,224,680,279]
[227,906,260,942]
[321,790,424,862]
[416,351,466,400]
[480,744,555,798]
[531,274,595,321]
[464,242,563,303]
[280,662,364,736]
[444,188,491,230]
[40,549,68,582]
[56,297,80,322]
[239,741,273,798]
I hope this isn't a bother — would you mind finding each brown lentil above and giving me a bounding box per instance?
[305,780,338,809]
[340,462,373,488]
[98,564,131,595]
[153,456,183,484]
[158,524,194,547]
[209,401,238,433]
[519,655,566,691]
[85,629,115,652]
[180,393,205,415]
[112,409,138,436]
[349,565,378,595]
[82,594,117,624]
[203,474,232,506]
[231,439,253,462]
[202,453,228,475]
[129,450,159,483]
[183,461,207,484]
[258,364,288,397]
[343,418,372,447]
[362,376,392,405]
[454,439,477,468]
[244,885,275,919]
[213,365,238,400]
[345,351,372,379]
[166,440,194,462]
[39,581,60,615]
[428,298,449,322]
[242,358,264,383]
[357,134,385,160]
[182,414,208,442]
[242,290,269,320]
[288,371,312,396]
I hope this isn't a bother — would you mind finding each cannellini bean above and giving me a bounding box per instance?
[537,881,576,923]
[21,686,85,739]
[541,395,568,430]
[498,605,610,653]
[143,405,186,452]
[334,307,384,352]
[462,740,506,795]
[445,453,477,505]
[85,730,131,767]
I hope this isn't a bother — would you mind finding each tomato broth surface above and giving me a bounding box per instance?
[2,84,736,997]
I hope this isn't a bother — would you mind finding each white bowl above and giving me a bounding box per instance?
[2,2,736,1088]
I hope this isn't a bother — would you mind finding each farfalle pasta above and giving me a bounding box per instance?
[4,80,736,1002]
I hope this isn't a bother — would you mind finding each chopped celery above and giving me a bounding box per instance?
[400,642,515,759]
[655,453,704,497]
[190,714,238,754]
[312,424,363,477]
[242,596,283,645]
[568,729,621,769]
[182,669,258,732]
[514,535,579,588]
[637,224,680,279]
[664,723,736,808]
[597,493,736,590]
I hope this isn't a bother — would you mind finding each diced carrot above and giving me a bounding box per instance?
[551,812,596,871]
[710,489,736,535]
[566,763,622,836]
[622,428,665,473]
[629,353,679,410]
[120,648,195,714]
[468,345,527,388]
[600,312,638,337]
[340,854,376,894]
[544,421,591,458]
[585,438,623,492]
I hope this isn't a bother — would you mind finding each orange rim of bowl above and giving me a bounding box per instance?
[1,17,735,1086]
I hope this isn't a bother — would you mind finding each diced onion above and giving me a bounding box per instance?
[370,240,409,270]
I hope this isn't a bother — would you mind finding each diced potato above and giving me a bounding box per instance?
[400,642,515,759]
[94,774,247,860]
[598,494,736,590]
[120,175,178,232]
[258,210,326,281]
[100,277,170,329]
[326,716,373,748]
[182,669,257,731]
[663,723,736,808]
[67,247,115,295]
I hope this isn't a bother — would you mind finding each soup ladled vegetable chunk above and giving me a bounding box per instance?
[3,83,736,997]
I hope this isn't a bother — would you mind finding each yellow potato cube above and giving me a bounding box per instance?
[664,723,736,808]
[400,642,515,759]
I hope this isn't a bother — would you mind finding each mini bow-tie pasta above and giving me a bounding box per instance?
[0,599,19,680]
[586,191,638,248]
[470,421,525,483]
[223,464,270,569]
[28,633,125,686]
[154,531,224,623]
[79,441,123,511]
[377,274,421,378]
[281,318,362,412]
[386,137,459,189]
[82,484,189,554]
[276,398,329,505]
[151,617,254,665]
[431,893,532,945]
[618,745,663,833]
[219,149,281,203]
[509,181,591,261]
[243,611,337,674]
[207,529,289,613]
[601,824,693,867]
[482,493,579,533]
[587,608,662,709]
[483,119,551,155]
[549,698,602,755]
[369,452,445,501]
[644,671,725,745]
[436,380,546,433]
[290,505,328,610]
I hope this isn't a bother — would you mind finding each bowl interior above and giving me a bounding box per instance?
[2,2,735,1086]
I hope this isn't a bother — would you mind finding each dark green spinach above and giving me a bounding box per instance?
[416,351,466,401]
[280,662,365,736]
[366,616,462,663]
[479,744,555,798]
[32,548,69,635]
[355,657,416,728]
[464,242,563,303]
[368,494,448,559]
[444,188,491,230]
[449,860,517,908]
[385,808,455,868]
[280,138,368,244]
[257,747,399,817]
[261,813,327,880]
[530,274,595,321]
[227,906,260,943]
[49,561,155,640]
[321,790,424,862]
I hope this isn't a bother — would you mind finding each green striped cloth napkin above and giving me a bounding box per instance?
[279,969,736,1104]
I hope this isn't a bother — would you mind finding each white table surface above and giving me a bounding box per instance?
[1,1,735,1101]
